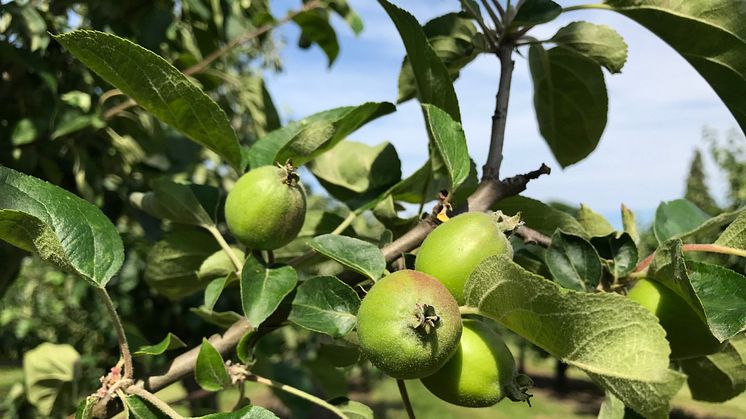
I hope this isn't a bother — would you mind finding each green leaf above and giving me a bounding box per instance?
[194,405,279,418]
[716,210,746,250]
[198,247,244,281]
[545,231,603,291]
[318,344,361,367]
[308,141,402,209]
[605,0,746,137]
[309,234,386,281]
[195,338,230,391]
[529,44,608,167]
[329,0,364,35]
[591,233,638,279]
[248,102,395,169]
[288,276,360,337]
[294,10,339,66]
[190,306,243,329]
[130,179,219,227]
[551,22,628,73]
[577,203,615,237]
[75,395,97,419]
[681,333,746,403]
[240,256,297,327]
[329,397,374,419]
[203,275,230,311]
[122,395,169,418]
[671,207,744,242]
[379,0,460,122]
[688,261,746,341]
[398,13,478,103]
[242,75,281,138]
[0,166,124,287]
[621,204,640,243]
[512,0,561,27]
[24,343,81,417]
[421,104,471,191]
[493,195,588,237]
[145,228,220,301]
[465,255,685,418]
[134,333,187,356]
[54,30,241,170]
[653,199,709,243]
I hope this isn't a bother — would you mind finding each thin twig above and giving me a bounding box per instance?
[127,386,184,419]
[492,0,506,16]
[514,225,551,247]
[634,243,746,273]
[248,374,347,418]
[397,379,416,419]
[480,0,504,33]
[483,41,515,180]
[97,288,133,380]
[206,225,244,272]
[562,3,611,13]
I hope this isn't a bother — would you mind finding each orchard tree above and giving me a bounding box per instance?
[2,1,746,419]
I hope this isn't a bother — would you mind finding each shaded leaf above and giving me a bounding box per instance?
[194,405,279,418]
[289,276,360,337]
[552,21,628,73]
[681,333,746,403]
[512,0,561,27]
[195,338,230,391]
[591,233,638,279]
[134,333,187,356]
[204,275,231,311]
[465,255,685,418]
[308,141,402,209]
[130,179,220,227]
[190,306,243,329]
[75,395,97,419]
[688,261,746,341]
[621,204,639,243]
[294,10,339,66]
[529,44,608,167]
[309,234,386,281]
[198,247,244,281]
[54,30,241,170]
[23,343,80,416]
[0,166,124,287]
[122,395,169,418]
[240,256,297,327]
[145,228,220,300]
[329,397,374,419]
[545,231,603,291]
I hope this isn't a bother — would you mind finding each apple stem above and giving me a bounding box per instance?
[397,379,417,419]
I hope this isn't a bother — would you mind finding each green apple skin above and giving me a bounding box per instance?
[224,165,306,250]
[421,319,517,407]
[627,278,724,359]
[415,212,512,304]
[356,270,463,379]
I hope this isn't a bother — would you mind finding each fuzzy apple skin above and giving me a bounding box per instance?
[224,165,306,250]
[628,278,724,359]
[421,319,521,407]
[415,212,512,304]
[356,270,463,379]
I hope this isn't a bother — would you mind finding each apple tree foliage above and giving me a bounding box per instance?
[2,0,746,418]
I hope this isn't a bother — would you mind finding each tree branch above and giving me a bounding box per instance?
[482,41,515,180]
[514,225,551,247]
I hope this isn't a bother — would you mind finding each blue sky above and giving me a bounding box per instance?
[264,0,740,227]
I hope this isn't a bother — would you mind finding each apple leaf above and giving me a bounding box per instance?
[529,44,608,167]
[248,102,395,169]
[0,166,123,287]
[716,210,746,250]
[552,21,628,73]
[130,179,220,227]
[309,234,386,281]
[194,405,280,418]
[591,233,638,279]
[681,333,746,403]
[545,231,603,291]
[654,199,709,243]
[289,276,360,337]
[465,255,685,418]
[512,0,561,27]
[54,30,241,170]
[195,338,230,392]
[134,333,186,356]
[240,256,297,327]
[494,195,587,238]
[421,104,471,192]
